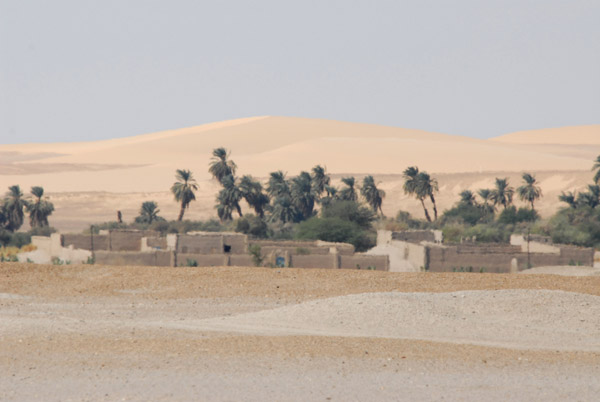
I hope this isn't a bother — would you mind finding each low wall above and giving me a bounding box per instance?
[109,230,156,252]
[427,244,594,273]
[340,255,389,271]
[223,233,248,254]
[62,234,109,251]
[177,253,228,267]
[229,254,254,267]
[392,230,436,243]
[291,255,336,269]
[145,237,168,250]
[94,251,172,267]
[258,246,330,256]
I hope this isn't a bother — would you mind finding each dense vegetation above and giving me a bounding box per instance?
[0,185,55,247]
[5,152,600,253]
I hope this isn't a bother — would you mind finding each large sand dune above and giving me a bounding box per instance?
[491,125,600,145]
[1,117,599,231]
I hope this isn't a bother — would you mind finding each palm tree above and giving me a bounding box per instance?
[577,185,600,208]
[490,178,514,209]
[216,175,243,221]
[27,186,54,228]
[403,167,431,222]
[311,165,330,199]
[136,201,162,224]
[208,147,237,184]
[459,190,476,206]
[361,175,385,215]
[417,172,439,220]
[291,171,316,219]
[517,173,542,211]
[478,189,492,207]
[239,175,270,218]
[269,194,297,223]
[266,171,290,198]
[320,185,339,208]
[339,177,358,202]
[477,188,495,216]
[592,155,600,184]
[3,185,28,232]
[558,191,578,209]
[171,169,198,221]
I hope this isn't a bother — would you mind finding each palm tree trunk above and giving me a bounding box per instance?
[420,198,432,222]
[531,200,535,211]
[235,203,243,217]
[429,194,438,221]
[178,203,185,221]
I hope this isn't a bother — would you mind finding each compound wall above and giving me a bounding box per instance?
[94,251,173,267]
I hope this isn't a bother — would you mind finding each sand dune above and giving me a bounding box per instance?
[491,125,600,145]
[1,117,599,231]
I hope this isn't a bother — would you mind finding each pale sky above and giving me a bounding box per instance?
[1,0,598,144]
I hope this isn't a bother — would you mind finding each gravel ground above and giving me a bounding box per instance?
[1,263,600,401]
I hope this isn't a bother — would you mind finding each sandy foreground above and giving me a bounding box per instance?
[1,263,600,401]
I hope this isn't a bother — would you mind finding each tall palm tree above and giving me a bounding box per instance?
[459,190,476,206]
[269,194,297,223]
[27,186,54,228]
[208,147,237,184]
[216,175,243,221]
[418,172,439,220]
[171,169,198,221]
[361,175,385,215]
[592,155,600,184]
[339,177,358,202]
[320,185,339,208]
[577,185,600,208]
[3,185,28,232]
[291,171,316,219]
[490,178,514,209]
[311,165,330,200]
[517,172,542,211]
[403,167,431,222]
[239,175,270,218]
[266,171,290,198]
[477,188,495,216]
[478,189,492,207]
[136,201,161,224]
[558,191,578,209]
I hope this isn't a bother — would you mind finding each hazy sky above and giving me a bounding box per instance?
[1,0,598,144]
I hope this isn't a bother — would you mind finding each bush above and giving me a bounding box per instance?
[8,232,31,248]
[235,215,269,238]
[441,204,492,226]
[248,244,264,267]
[28,226,57,237]
[462,223,512,243]
[295,217,375,252]
[497,206,539,225]
[321,201,376,230]
[543,206,600,247]
[395,210,427,229]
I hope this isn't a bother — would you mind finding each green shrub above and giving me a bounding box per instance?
[497,206,539,224]
[295,217,375,252]
[248,244,264,267]
[235,215,269,238]
[321,201,376,230]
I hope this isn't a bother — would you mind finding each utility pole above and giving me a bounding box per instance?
[526,227,531,270]
[90,225,95,263]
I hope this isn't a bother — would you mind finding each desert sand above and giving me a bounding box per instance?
[1,263,599,401]
[1,117,599,231]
